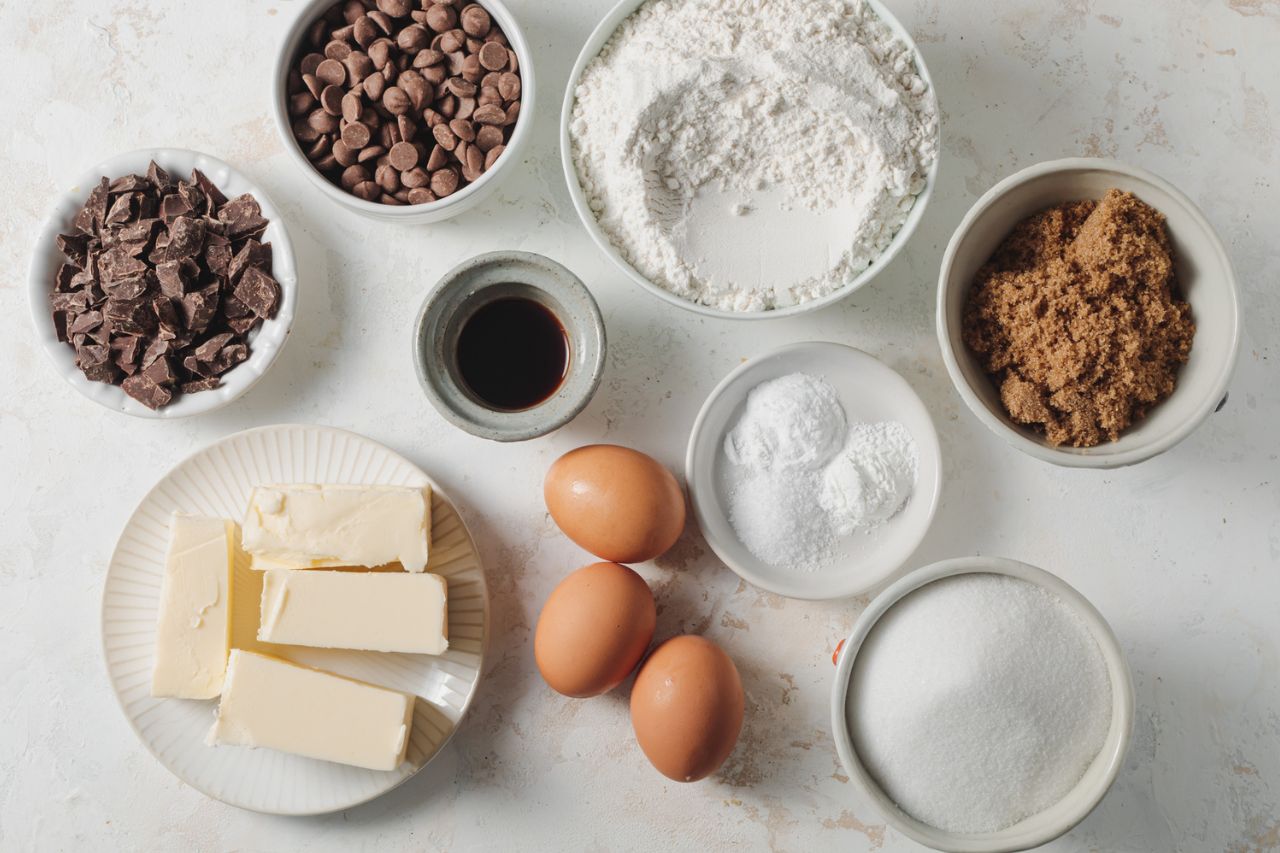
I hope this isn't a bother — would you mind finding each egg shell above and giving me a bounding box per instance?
[544,444,686,564]
[534,561,657,698]
[630,634,745,782]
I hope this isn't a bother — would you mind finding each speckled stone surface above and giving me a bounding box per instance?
[1,1,1277,850]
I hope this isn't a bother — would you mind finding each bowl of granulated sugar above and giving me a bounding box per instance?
[831,556,1133,853]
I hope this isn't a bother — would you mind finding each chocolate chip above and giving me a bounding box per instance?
[498,71,520,100]
[377,0,412,16]
[383,85,412,115]
[388,141,419,170]
[316,58,347,86]
[461,4,491,37]
[484,144,505,170]
[478,40,507,71]
[342,121,372,148]
[430,167,459,197]
[473,103,505,125]
[475,124,503,151]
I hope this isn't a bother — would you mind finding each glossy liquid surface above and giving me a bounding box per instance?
[457,297,569,411]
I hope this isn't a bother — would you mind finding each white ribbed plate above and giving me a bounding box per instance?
[102,424,489,814]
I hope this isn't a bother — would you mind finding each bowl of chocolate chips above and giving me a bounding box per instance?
[27,148,297,417]
[274,0,533,223]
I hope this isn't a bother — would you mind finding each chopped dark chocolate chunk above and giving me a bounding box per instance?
[195,332,236,362]
[122,374,173,410]
[180,377,221,394]
[233,267,281,319]
[56,234,90,268]
[161,216,206,261]
[180,282,221,333]
[49,160,280,408]
[156,261,189,297]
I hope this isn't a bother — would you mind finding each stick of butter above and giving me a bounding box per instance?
[206,650,415,772]
[258,570,449,654]
[241,484,431,572]
[151,515,236,699]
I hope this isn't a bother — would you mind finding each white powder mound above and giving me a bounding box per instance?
[723,373,918,572]
[724,373,847,471]
[849,574,1113,834]
[820,422,917,534]
[569,0,939,312]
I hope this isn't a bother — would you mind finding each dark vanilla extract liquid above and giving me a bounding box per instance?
[457,296,569,411]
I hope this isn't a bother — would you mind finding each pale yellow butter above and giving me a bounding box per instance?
[206,650,415,772]
[151,515,236,699]
[258,570,448,654]
[241,484,431,572]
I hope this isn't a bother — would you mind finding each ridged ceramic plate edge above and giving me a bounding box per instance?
[101,424,489,815]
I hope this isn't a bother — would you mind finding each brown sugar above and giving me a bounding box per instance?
[962,189,1195,447]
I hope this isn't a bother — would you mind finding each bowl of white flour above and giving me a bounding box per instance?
[561,0,940,317]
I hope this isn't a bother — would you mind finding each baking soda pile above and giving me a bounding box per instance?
[723,373,917,571]
[569,0,938,312]
[849,573,1113,833]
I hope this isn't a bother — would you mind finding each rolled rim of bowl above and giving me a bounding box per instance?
[26,147,298,419]
[558,0,940,320]
[829,556,1135,853]
[271,0,535,220]
[412,250,606,441]
[936,157,1242,468]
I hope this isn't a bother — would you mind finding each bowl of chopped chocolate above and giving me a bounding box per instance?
[937,158,1240,468]
[273,0,532,223]
[27,148,297,417]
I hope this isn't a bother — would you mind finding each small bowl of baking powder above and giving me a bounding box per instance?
[831,556,1134,853]
[685,342,942,599]
[562,0,940,319]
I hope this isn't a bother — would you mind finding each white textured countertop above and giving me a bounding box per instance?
[1,0,1277,850]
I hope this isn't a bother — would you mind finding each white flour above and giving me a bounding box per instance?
[724,374,917,571]
[570,0,939,312]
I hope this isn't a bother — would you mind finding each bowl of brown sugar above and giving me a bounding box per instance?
[937,158,1240,468]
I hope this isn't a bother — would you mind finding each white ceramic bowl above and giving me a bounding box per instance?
[27,148,298,419]
[937,158,1241,468]
[831,556,1135,853]
[685,342,942,600]
[559,0,939,320]
[272,0,534,224]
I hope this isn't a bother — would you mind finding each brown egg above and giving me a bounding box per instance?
[534,561,656,698]
[630,635,745,782]
[544,444,686,564]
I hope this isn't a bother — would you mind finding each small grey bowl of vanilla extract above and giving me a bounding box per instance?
[414,251,607,442]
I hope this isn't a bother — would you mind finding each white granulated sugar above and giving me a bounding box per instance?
[849,574,1113,834]
[723,373,918,571]
[570,0,939,312]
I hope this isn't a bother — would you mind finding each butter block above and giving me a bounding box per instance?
[151,515,236,699]
[207,650,415,772]
[258,570,449,654]
[241,484,431,573]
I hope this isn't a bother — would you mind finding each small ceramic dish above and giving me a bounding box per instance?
[937,157,1241,468]
[831,556,1135,853]
[272,0,534,224]
[26,148,297,419]
[413,251,606,441]
[685,342,942,600]
[559,0,939,320]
